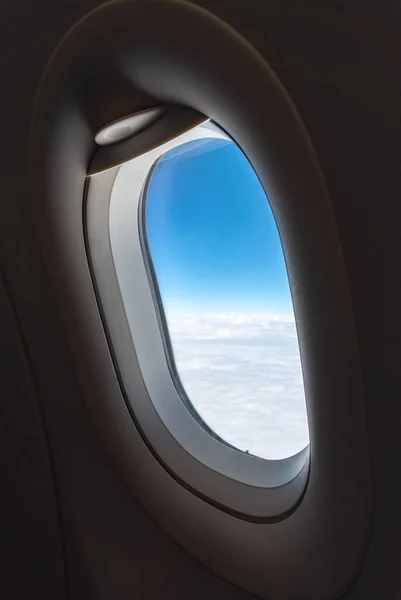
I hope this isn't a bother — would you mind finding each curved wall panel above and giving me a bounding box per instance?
[30,2,371,598]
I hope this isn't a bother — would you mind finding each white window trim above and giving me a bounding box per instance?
[86,120,310,517]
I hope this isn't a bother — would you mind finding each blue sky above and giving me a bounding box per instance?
[145,138,293,315]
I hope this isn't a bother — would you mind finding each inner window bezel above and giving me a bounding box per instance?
[85,119,310,518]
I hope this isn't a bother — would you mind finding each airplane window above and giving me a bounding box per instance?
[143,135,309,460]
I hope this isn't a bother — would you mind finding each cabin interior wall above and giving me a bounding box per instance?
[1,1,400,598]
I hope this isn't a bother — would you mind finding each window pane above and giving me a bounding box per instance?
[144,133,309,460]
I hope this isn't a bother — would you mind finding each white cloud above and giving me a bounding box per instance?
[165,312,309,460]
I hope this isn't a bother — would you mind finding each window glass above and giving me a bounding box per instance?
[144,134,309,459]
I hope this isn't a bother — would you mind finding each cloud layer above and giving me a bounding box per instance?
[166,312,309,460]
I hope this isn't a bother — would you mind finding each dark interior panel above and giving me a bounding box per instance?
[0,269,65,599]
[1,1,401,598]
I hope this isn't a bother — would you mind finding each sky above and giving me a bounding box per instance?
[145,139,293,314]
[144,136,309,459]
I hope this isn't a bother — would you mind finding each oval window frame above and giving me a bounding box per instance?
[86,118,310,517]
[30,1,371,598]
